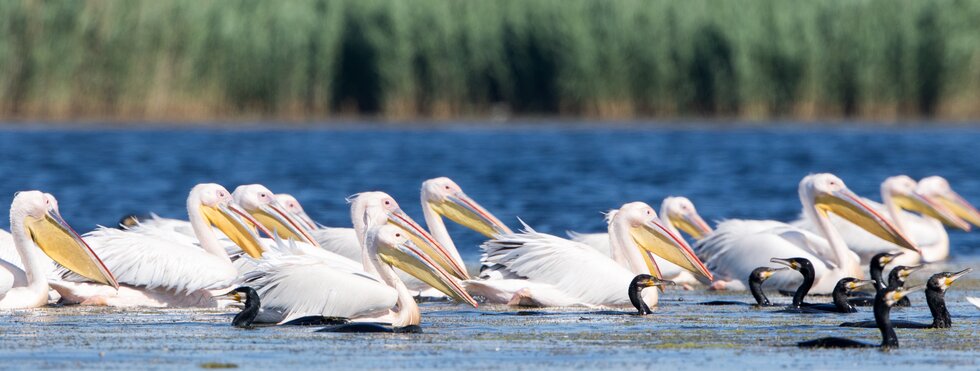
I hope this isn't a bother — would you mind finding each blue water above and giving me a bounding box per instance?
[3,124,980,261]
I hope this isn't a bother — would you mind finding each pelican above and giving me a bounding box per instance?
[311,178,510,274]
[1,191,118,309]
[232,185,321,248]
[570,196,712,285]
[55,184,268,307]
[239,193,477,325]
[694,174,919,294]
[275,193,318,230]
[469,201,712,308]
[794,175,973,265]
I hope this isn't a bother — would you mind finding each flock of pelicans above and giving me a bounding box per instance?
[2,173,980,348]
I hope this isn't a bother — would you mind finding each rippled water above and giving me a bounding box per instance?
[2,123,980,369]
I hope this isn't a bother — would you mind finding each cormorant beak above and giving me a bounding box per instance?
[386,208,470,280]
[946,268,972,287]
[428,192,512,237]
[900,265,923,279]
[888,284,925,306]
[630,218,713,282]
[377,238,478,308]
[214,290,244,302]
[250,199,321,247]
[814,188,919,253]
[668,210,713,240]
[880,251,903,265]
[894,191,971,231]
[641,277,675,288]
[25,207,119,289]
[200,202,268,258]
[927,188,980,228]
[762,267,789,279]
[770,258,800,271]
[848,280,874,290]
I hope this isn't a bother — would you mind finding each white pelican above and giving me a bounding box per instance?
[238,193,477,325]
[308,177,510,279]
[694,174,919,294]
[794,175,972,265]
[232,185,321,248]
[56,184,268,307]
[1,191,117,309]
[275,193,318,231]
[570,196,712,285]
[469,201,712,308]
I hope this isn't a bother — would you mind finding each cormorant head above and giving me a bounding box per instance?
[883,285,923,307]
[889,265,922,285]
[749,266,787,283]
[872,251,903,267]
[216,286,258,304]
[927,268,972,292]
[631,274,675,290]
[836,277,874,293]
[770,257,813,273]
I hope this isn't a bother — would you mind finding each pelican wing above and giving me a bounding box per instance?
[694,219,848,293]
[567,231,611,256]
[481,227,636,306]
[242,247,396,323]
[72,226,238,293]
[312,227,361,262]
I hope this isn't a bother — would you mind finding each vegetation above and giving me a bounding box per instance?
[1,0,979,122]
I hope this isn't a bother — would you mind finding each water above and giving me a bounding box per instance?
[2,124,980,369]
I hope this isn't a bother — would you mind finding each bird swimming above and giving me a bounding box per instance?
[840,268,971,329]
[792,278,873,314]
[797,285,922,349]
[847,251,903,306]
[695,174,919,294]
[629,275,675,315]
[698,267,786,306]
[218,286,350,329]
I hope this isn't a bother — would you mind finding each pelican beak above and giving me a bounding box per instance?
[386,208,470,280]
[770,258,800,270]
[25,207,118,288]
[888,284,924,306]
[250,199,321,247]
[848,280,874,290]
[200,202,267,258]
[428,192,512,237]
[946,268,972,287]
[377,238,478,307]
[928,190,980,229]
[894,192,971,231]
[630,218,713,282]
[814,188,919,252]
[668,211,713,240]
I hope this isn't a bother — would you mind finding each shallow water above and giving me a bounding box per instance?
[2,124,980,369]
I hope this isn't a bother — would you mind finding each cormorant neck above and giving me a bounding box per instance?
[870,261,885,291]
[873,292,898,348]
[749,277,770,306]
[792,267,814,308]
[629,281,652,315]
[832,286,855,313]
[233,290,260,328]
[925,288,950,328]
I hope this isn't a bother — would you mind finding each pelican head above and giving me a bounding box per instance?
[12,191,118,288]
[928,268,971,292]
[368,224,478,307]
[802,174,919,252]
[421,177,512,237]
[613,202,713,281]
[882,175,970,231]
[660,196,713,239]
[275,194,318,230]
[917,176,980,229]
[232,185,319,247]
[351,192,469,280]
[192,183,267,258]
